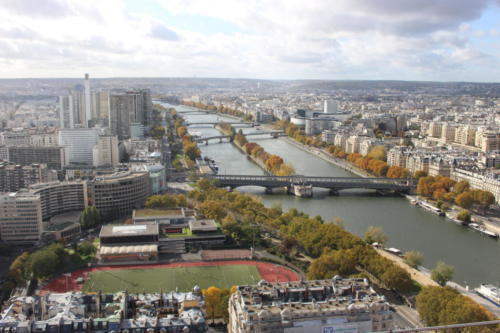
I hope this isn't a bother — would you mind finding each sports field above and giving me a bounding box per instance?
[83,265,261,293]
[38,260,300,295]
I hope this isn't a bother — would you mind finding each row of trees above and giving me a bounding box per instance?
[276,121,325,147]
[144,194,188,209]
[174,118,201,162]
[417,177,495,211]
[182,101,253,121]
[243,141,295,175]
[219,123,295,176]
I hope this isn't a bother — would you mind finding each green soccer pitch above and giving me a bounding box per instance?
[82,265,261,293]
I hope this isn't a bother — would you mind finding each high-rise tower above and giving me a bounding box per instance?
[84,73,91,127]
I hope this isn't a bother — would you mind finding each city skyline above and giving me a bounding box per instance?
[0,0,499,82]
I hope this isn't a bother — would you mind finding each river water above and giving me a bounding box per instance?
[166,103,500,288]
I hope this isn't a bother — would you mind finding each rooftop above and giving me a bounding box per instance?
[99,224,159,238]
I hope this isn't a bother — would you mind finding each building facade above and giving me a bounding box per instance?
[0,162,57,192]
[29,181,88,221]
[0,192,43,244]
[228,278,393,333]
[2,146,66,169]
[88,171,151,220]
[92,135,119,167]
[59,128,99,165]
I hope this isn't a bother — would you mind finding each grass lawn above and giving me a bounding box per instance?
[82,265,261,293]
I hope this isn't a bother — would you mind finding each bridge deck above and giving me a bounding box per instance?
[204,174,415,191]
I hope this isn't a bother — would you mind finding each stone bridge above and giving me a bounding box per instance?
[203,174,415,193]
[185,121,255,128]
[195,131,286,144]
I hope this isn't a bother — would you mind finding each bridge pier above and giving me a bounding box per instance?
[264,187,273,194]
[205,141,208,145]
[329,189,339,196]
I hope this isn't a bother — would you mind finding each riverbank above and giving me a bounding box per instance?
[379,249,500,318]
[278,134,500,237]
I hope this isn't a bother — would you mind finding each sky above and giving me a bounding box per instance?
[0,0,499,82]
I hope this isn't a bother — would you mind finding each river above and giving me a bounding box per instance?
[165,103,500,288]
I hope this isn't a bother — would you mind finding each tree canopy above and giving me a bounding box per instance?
[431,261,454,286]
[80,206,101,229]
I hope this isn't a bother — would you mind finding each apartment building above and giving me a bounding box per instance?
[479,131,500,153]
[0,191,42,244]
[0,162,57,192]
[387,146,409,168]
[1,146,66,169]
[29,181,88,221]
[87,171,151,220]
[228,277,393,333]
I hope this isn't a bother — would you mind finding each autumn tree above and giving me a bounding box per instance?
[455,191,474,209]
[381,265,414,292]
[307,248,358,280]
[416,286,496,328]
[198,200,227,220]
[144,194,179,208]
[367,145,386,161]
[203,286,222,323]
[403,250,424,268]
[431,261,454,286]
[414,170,428,179]
[453,180,470,194]
[457,210,471,223]
[364,226,388,245]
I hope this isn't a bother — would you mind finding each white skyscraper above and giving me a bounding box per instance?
[324,100,338,114]
[92,135,119,167]
[59,128,99,165]
[59,95,74,128]
[84,73,91,127]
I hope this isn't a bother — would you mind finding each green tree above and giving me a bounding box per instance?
[403,250,424,268]
[25,250,60,280]
[79,206,101,229]
[431,261,454,286]
[78,241,96,257]
[363,226,388,245]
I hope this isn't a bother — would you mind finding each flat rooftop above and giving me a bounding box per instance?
[100,224,159,238]
[189,219,218,232]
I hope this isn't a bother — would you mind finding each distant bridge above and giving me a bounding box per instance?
[186,121,254,128]
[195,131,286,144]
[203,174,415,193]
[179,110,217,115]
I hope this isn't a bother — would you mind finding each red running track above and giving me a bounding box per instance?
[38,260,300,295]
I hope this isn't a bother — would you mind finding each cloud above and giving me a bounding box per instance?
[0,0,498,80]
[0,0,73,17]
[150,23,181,41]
